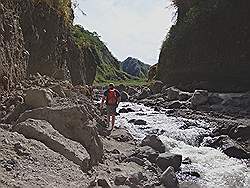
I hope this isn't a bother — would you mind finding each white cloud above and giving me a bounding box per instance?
[74,0,175,64]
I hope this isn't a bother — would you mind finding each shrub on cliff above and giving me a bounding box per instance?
[33,0,73,23]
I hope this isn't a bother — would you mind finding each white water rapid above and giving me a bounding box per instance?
[116,102,250,188]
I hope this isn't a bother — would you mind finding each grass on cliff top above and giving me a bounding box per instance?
[33,0,72,23]
[72,25,106,50]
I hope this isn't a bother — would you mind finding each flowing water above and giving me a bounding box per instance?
[116,102,250,188]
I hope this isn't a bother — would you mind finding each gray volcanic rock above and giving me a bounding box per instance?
[0,127,88,187]
[25,88,53,109]
[156,153,182,171]
[17,105,103,165]
[121,57,150,78]
[13,119,91,171]
[160,166,179,188]
[141,135,166,153]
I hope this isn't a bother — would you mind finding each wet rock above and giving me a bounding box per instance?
[141,135,166,153]
[134,119,147,125]
[154,106,161,112]
[202,135,249,159]
[25,88,53,108]
[178,92,192,101]
[160,166,179,188]
[182,171,200,178]
[127,86,138,96]
[163,87,180,101]
[97,178,111,188]
[121,91,129,102]
[168,101,182,109]
[150,80,164,94]
[17,105,103,165]
[165,109,175,115]
[50,84,66,98]
[137,88,152,100]
[128,119,136,123]
[133,146,159,163]
[191,90,208,107]
[13,119,91,171]
[156,153,182,171]
[208,93,223,105]
[119,108,129,113]
[182,157,192,164]
[231,124,250,141]
[114,175,128,185]
[119,108,135,113]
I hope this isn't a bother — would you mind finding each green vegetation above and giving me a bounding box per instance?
[72,25,105,49]
[33,0,72,23]
[72,25,135,83]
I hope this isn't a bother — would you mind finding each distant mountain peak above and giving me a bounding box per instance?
[121,57,150,78]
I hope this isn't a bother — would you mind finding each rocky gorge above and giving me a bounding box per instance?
[0,0,250,187]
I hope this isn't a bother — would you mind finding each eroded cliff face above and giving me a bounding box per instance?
[0,0,98,90]
[19,0,72,80]
[157,0,250,92]
[0,1,28,91]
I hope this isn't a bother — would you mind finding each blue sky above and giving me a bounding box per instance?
[74,0,175,65]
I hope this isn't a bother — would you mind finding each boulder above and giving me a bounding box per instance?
[120,91,129,102]
[132,146,159,163]
[134,119,147,125]
[150,80,164,94]
[127,86,138,96]
[141,135,166,153]
[160,166,179,188]
[97,178,111,188]
[114,175,128,186]
[202,135,249,159]
[50,84,66,98]
[231,124,250,141]
[178,92,192,101]
[191,90,208,107]
[25,88,53,108]
[168,101,182,109]
[137,88,152,100]
[1,103,29,124]
[208,93,223,105]
[156,153,182,171]
[13,119,90,171]
[17,105,103,165]
[163,87,180,101]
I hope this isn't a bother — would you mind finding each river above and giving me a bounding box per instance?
[116,102,250,188]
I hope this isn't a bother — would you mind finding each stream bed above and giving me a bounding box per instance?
[116,102,250,188]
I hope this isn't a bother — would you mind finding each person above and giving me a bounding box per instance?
[100,83,121,130]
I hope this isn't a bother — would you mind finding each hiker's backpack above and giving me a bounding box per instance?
[107,89,118,105]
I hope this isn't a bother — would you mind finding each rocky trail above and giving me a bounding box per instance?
[0,74,250,188]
